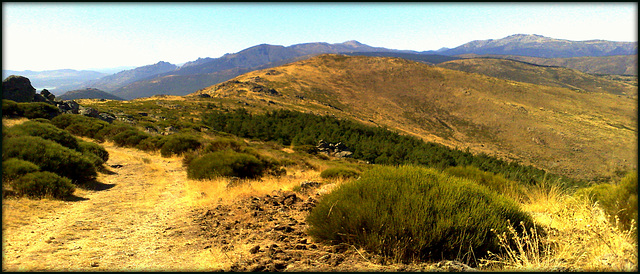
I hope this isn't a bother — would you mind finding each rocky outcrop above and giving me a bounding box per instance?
[316,140,353,158]
[2,75,36,102]
[3,75,119,123]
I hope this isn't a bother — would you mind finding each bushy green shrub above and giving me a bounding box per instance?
[575,171,637,232]
[111,129,150,148]
[239,147,286,177]
[77,141,109,167]
[160,134,201,157]
[136,135,167,151]
[2,99,22,117]
[77,141,109,163]
[320,166,361,180]
[8,120,80,150]
[94,123,135,141]
[306,165,537,263]
[204,137,244,152]
[2,158,40,183]
[17,102,60,119]
[443,165,527,202]
[292,144,319,154]
[3,136,97,183]
[12,171,75,198]
[51,114,111,140]
[187,150,265,180]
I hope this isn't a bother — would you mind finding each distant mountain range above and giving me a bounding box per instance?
[3,34,636,100]
[57,88,125,101]
[430,34,637,58]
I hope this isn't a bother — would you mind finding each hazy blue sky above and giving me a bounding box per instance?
[2,2,637,71]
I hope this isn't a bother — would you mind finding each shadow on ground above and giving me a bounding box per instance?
[61,194,90,202]
[77,180,116,191]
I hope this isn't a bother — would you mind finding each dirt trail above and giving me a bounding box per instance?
[2,143,220,271]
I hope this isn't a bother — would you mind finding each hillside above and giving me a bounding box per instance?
[57,88,125,101]
[456,54,638,76]
[192,54,637,180]
[103,41,437,99]
[437,58,637,98]
[438,34,637,58]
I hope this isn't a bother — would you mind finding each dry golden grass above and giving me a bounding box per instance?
[184,169,321,208]
[2,117,29,127]
[481,182,638,271]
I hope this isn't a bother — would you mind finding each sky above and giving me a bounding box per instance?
[2,2,637,71]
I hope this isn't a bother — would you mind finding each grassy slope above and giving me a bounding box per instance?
[455,54,638,76]
[192,54,637,180]
[437,58,637,97]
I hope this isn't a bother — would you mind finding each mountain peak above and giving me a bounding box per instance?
[341,40,363,47]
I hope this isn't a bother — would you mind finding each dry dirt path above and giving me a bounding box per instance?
[2,143,221,271]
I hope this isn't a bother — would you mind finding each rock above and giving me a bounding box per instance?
[78,105,99,117]
[2,75,36,102]
[334,151,353,158]
[41,89,56,101]
[33,93,51,103]
[98,112,116,123]
[300,181,321,190]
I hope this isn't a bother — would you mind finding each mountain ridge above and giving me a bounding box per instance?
[434,34,637,58]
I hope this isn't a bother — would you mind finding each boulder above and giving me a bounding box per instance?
[41,89,56,101]
[2,75,36,102]
[98,112,116,123]
[78,105,99,117]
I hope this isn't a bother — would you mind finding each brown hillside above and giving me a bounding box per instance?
[193,54,637,180]
[437,58,637,98]
[456,54,638,76]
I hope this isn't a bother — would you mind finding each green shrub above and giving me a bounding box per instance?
[77,141,109,167]
[306,165,537,263]
[3,136,97,183]
[17,102,60,119]
[204,137,244,152]
[239,147,286,177]
[293,144,319,154]
[443,165,527,202]
[320,166,361,180]
[2,158,40,183]
[136,135,167,151]
[12,171,75,198]
[95,123,135,141]
[8,120,80,150]
[111,129,150,148]
[575,171,637,232]
[187,150,265,180]
[2,99,22,117]
[51,114,111,140]
[160,134,201,157]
